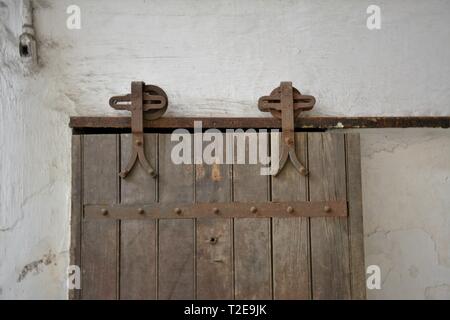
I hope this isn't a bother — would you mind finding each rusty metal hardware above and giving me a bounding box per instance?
[19,0,38,69]
[84,200,347,220]
[110,81,168,178]
[258,82,315,176]
[70,116,450,130]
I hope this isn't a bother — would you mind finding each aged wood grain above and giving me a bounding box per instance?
[196,134,233,299]
[233,133,272,299]
[82,134,119,299]
[120,134,158,299]
[69,135,82,300]
[345,134,366,299]
[309,133,351,299]
[271,133,310,299]
[158,133,195,299]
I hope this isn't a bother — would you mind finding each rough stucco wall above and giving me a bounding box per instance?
[0,0,449,299]
[0,0,71,299]
[360,129,450,299]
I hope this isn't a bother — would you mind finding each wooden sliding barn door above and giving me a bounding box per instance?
[71,132,365,300]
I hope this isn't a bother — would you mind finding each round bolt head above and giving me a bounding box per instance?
[287,206,294,214]
[135,140,143,146]
[213,208,220,214]
[299,167,308,176]
[174,208,182,215]
[285,137,294,145]
[101,208,108,216]
[250,206,257,214]
[119,171,128,178]
[138,208,145,215]
[324,205,332,213]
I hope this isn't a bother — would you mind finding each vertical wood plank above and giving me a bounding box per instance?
[158,134,195,299]
[233,133,272,300]
[309,133,351,300]
[196,134,233,299]
[69,135,82,300]
[271,133,310,299]
[345,134,366,299]
[82,134,118,300]
[120,134,158,299]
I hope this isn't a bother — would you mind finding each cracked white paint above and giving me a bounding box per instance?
[1,0,450,299]
[360,129,450,299]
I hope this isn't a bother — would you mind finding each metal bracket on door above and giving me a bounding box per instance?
[84,200,347,220]
[258,82,316,176]
[110,81,168,178]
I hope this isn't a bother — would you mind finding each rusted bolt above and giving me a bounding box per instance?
[101,208,108,216]
[287,206,294,214]
[174,208,182,215]
[285,137,294,146]
[324,206,332,213]
[213,207,220,215]
[250,206,257,214]
[138,208,145,215]
[135,140,143,146]
[120,170,129,178]
[299,167,308,176]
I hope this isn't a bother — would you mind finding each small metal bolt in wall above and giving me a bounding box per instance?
[174,208,182,215]
[101,208,108,216]
[19,0,38,70]
[250,206,258,214]
[324,206,332,213]
[138,208,145,215]
[213,208,220,215]
[287,206,294,214]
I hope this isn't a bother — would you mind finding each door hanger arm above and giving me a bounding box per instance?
[109,81,168,178]
[258,81,316,176]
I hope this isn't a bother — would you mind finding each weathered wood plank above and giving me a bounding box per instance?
[82,134,118,299]
[119,134,158,299]
[69,135,82,300]
[158,133,195,299]
[309,133,351,299]
[271,133,310,299]
[196,133,233,299]
[233,133,272,299]
[345,134,366,299]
